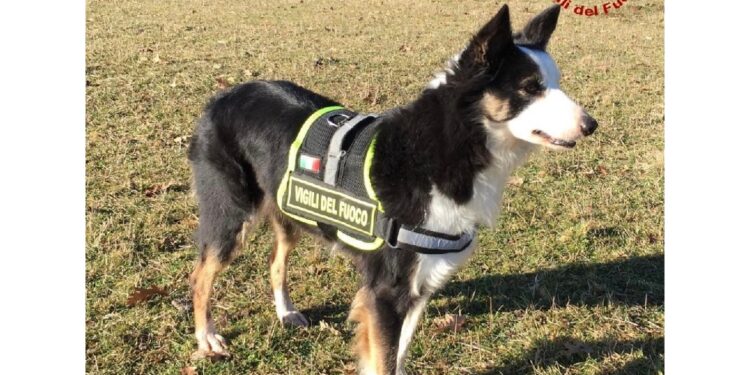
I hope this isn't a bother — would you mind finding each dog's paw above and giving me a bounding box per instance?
[190,348,230,361]
[192,333,230,360]
[281,311,310,327]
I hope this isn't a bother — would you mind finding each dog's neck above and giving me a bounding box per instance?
[424,117,534,235]
[373,92,535,234]
[377,94,536,299]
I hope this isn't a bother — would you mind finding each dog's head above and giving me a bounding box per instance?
[432,4,597,150]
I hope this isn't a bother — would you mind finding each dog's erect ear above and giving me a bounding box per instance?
[515,4,560,49]
[462,4,513,70]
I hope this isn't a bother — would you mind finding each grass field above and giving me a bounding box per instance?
[86,0,664,373]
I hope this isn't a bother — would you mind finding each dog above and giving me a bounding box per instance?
[187,4,597,374]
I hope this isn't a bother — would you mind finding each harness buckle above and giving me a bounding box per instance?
[383,218,400,248]
[327,113,351,127]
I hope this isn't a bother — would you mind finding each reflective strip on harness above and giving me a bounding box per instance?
[374,217,475,254]
[396,227,475,254]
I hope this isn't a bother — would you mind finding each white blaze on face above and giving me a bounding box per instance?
[507,46,584,148]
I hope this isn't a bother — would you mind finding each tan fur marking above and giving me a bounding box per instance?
[349,288,388,375]
[269,217,299,296]
[227,222,250,264]
[190,252,224,342]
[190,221,251,358]
[474,40,488,64]
[481,92,511,124]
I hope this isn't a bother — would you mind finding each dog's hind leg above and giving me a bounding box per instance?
[190,216,254,359]
[268,213,308,327]
[189,157,263,359]
[190,250,230,359]
[189,222,250,360]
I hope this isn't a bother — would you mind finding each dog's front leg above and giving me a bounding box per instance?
[395,296,430,374]
[349,287,407,375]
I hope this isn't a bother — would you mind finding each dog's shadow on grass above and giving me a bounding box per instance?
[302,303,351,326]
[439,253,663,314]
[474,335,664,375]
[435,254,663,374]
[304,254,663,323]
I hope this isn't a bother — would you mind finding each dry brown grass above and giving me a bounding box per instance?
[86,1,663,373]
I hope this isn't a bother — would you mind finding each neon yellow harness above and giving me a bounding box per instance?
[277,106,476,254]
[276,106,385,250]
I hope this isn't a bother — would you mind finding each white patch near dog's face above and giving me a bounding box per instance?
[506,47,586,150]
[426,50,464,89]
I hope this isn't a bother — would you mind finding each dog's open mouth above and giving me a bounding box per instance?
[532,130,576,148]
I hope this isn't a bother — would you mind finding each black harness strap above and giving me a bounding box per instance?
[324,114,377,186]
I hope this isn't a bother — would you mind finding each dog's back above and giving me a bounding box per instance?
[188,80,339,259]
[189,80,339,192]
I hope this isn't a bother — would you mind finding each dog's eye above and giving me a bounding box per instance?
[521,80,543,95]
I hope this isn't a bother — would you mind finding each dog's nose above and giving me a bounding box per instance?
[580,113,598,136]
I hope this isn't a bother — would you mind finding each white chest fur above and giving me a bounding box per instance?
[412,128,533,296]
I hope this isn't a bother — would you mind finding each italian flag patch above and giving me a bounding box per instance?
[299,154,321,173]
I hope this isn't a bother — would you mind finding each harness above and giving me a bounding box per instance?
[276,106,475,254]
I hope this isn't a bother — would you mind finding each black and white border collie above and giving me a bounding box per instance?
[187,4,597,374]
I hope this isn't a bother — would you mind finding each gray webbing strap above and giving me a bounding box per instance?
[324,114,375,185]
[396,228,475,253]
